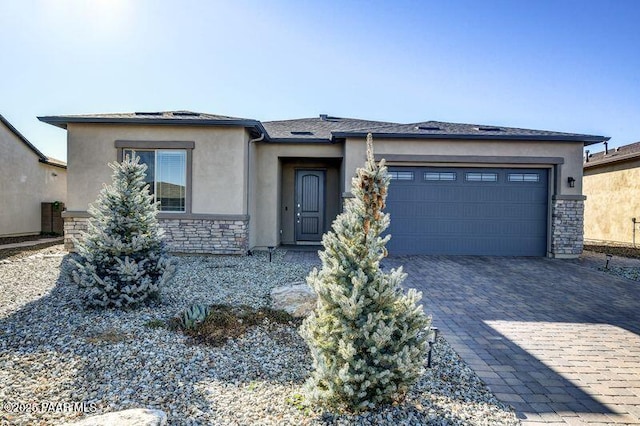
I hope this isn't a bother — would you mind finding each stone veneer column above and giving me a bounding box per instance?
[62,216,88,251]
[551,197,585,258]
[62,215,248,255]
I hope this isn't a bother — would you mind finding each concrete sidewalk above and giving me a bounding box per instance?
[0,237,63,251]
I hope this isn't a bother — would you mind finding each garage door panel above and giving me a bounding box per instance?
[385,167,548,256]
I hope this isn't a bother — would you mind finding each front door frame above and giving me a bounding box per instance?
[294,169,326,243]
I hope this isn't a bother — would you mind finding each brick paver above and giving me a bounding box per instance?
[383,255,640,424]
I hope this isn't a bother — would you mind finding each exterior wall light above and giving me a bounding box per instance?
[567,177,575,188]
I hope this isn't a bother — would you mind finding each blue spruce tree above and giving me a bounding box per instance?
[72,156,175,308]
[301,134,431,412]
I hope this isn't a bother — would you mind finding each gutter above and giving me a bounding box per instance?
[246,132,265,249]
[331,131,610,145]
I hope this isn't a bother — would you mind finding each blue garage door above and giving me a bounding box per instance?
[385,167,548,256]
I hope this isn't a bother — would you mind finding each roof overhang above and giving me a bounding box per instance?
[584,151,640,169]
[37,115,269,138]
[332,131,610,145]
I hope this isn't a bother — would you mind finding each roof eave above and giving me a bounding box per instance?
[37,116,265,130]
[38,158,67,169]
[1,114,48,161]
[332,131,610,144]
[266,137,334,144]
[584,152,640,169]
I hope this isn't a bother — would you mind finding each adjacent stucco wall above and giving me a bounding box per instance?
[0,122,67,237]
[250,142,343,248]
[66,123,248,215]
[583,159,640,245]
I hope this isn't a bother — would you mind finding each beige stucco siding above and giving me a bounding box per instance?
[344,138,585,196]
[583,160,640,245]
[66,124,247,215]
[0,122,66,237]
[251,142,343,248]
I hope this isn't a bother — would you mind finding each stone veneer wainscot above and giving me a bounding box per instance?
[551,197,585,258]
[62,213,248,255]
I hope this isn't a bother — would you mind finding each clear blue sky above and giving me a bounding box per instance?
[1,0,639,162]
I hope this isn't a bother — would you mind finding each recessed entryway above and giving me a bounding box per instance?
[279,158,341,246]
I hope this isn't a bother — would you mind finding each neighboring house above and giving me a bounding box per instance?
[38,111,608,258]
[583,141,640,246]
[0,114,67,237]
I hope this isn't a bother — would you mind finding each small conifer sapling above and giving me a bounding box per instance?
[300,134,431,411]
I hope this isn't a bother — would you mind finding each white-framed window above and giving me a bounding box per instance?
[424,172,456,181]
[508,173,540,182]
[123,149,187,212]
[389,171,415,181]
[465,172,498,182]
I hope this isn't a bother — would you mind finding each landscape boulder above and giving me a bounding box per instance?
[270,282,317,317]
[64,408,167,426]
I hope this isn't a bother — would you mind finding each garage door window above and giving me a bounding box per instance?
[424,172,456,181]
[389,171,414,181]
[508,173,540,182]
[465,172,498,182]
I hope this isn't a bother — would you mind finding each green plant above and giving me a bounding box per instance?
[179,304,297,346]
[144,319,166,329]
[180,304,211,330]
[70,156,175,308]
[285,393,311,415]
[300,134,431,412]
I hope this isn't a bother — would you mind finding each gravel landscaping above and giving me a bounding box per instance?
[1,245,518,425]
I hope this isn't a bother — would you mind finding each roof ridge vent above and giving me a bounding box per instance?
[172,111,200,117]
[291,131,313,135]
[477,126,503,131]
[134,111,163,116]
[416,125,441,131]
[319,114,328,121]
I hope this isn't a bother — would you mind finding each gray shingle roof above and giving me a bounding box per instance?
[38,110,609,145]
[38,110,264,131]
[0,114,66,169]
[584,141,640,168]
[262,115,398,141]
[332,120,609,144]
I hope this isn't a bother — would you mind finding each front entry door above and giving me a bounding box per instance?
[295,170,325,242]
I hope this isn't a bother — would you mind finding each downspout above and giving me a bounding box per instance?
[246,132,265,254]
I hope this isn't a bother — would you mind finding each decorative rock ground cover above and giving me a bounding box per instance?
[0,245,518,425]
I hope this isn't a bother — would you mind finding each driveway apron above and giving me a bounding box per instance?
[387,255,640,425]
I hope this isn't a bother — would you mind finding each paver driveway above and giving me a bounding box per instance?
[385,255,640,425]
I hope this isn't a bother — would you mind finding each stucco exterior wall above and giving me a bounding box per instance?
[583,160,640,245]
[0,122,67,237]
[250,142,343,248]
[66,123,248,215]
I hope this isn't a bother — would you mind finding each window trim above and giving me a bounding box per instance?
[115,140,193,214]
